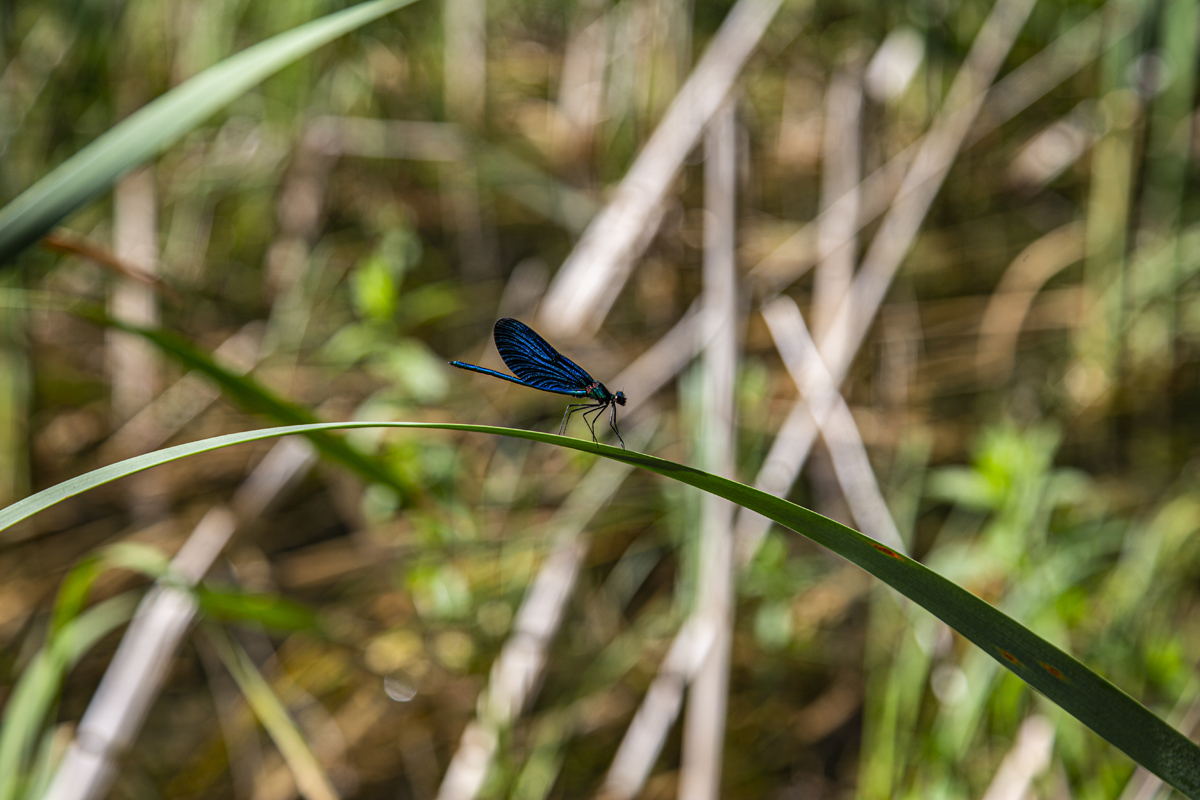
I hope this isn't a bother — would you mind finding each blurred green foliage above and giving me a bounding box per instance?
[3,0,1200,796]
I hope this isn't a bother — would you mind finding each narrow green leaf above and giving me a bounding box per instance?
[203,625,339,800]
[0,594,138,800]
[78,305,412,496]
[0,422,1197,795]
[0,0,419,266]
[198,588,317,632]
[50,543,170,637]
[49,555,101,639]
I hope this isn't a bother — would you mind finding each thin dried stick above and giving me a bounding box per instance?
[537,0,787,339]
[42,230,178,300]
[812,68,863,342]
[41,438,318,800]
[821,0,1038,370]
[738,0,1038,562]
[203,626,341,800]
[748,1,1133,298]
[605,4,1037,790]
[761,296,905,553]
[598,620,716,799]
[108,168,164,522]
[241,680,401,800]
[966,3,1140,146]
[441,0,493,281]
[678,97,740,800]
[609,299,709,413]
[978,716,1055,800]
[195,636,263,800]
[975,222,1085,383]
[435,425,653,800]
[108,174,159,405]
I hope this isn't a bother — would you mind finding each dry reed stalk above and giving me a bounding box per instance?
[604,2,1038,790]
[749,1,1136,298]
[975,222,1085,384]
[761,297,905,553]
[435,431,650,800]
[42,438,318,800]
[537,0,787,339]
[107,173,159,376]
[738,0,1038,562]
[677,97,740,800]
[442,0,493,280]
[812,68,862,342]
[42,231,176,298]
[978,716,1055,800]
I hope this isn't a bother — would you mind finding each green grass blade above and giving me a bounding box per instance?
[22,723,70,800]
[0,422,1197,795]
[0,0,419,266]
[50,543,170,637]
[0,594,138,800]
[197,588,317,632]
[202,625,339,800]
[79,306,412,496]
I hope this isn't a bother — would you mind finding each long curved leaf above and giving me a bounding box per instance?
[0,0,419,266]
[77,305,412,496]
[0,422,1197,795]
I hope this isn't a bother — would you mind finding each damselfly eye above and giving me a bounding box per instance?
[615,391,627,406]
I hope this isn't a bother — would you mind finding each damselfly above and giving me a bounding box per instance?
[449,318,626,449]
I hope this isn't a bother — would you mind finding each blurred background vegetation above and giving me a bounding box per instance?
[2,0,1200,797]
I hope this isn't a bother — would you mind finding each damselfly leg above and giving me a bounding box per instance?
[581,404,607,442]
[560,402,604,436]
[607,403,625,449]
[563,400,625,449]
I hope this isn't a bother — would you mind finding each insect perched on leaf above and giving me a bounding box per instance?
[449,318,627,449]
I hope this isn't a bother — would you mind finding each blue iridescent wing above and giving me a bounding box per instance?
[493,318,595,396]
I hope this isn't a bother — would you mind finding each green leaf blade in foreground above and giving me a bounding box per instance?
[78,307,413,497]
[0,0,418,266]
[1,422,1196,796]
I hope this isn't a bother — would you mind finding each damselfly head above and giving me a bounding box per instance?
[615,391,627,406]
